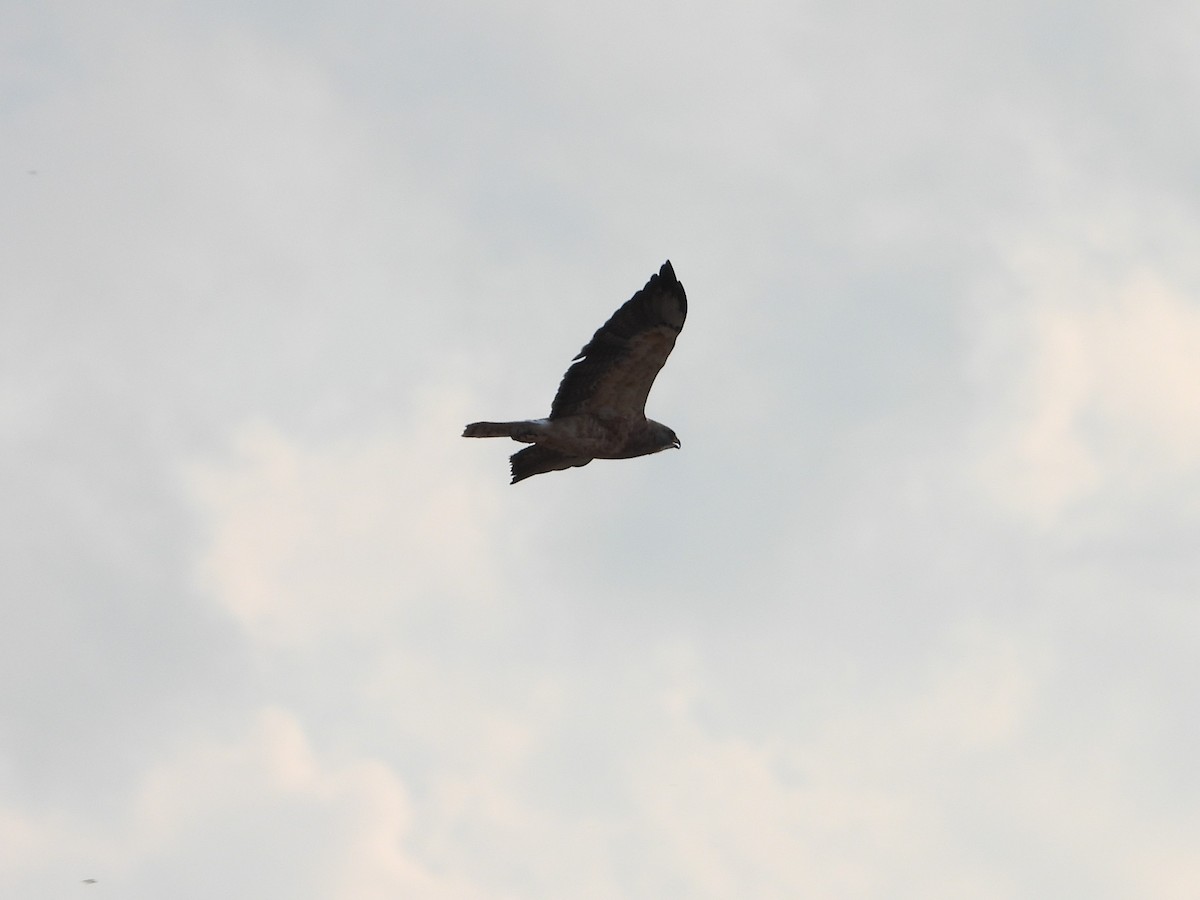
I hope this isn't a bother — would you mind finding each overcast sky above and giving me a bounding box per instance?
[3,1,1199,897]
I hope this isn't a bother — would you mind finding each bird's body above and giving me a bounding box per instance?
[464,261,687,483]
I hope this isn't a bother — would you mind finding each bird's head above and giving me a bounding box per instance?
[648,420,681,452]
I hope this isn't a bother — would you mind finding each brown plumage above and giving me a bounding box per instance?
[464,261,687,483]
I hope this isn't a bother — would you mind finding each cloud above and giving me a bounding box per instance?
[972,237,1200,524]
[626,620,1200,899]
[5,1,1200,897]
[183,387,505,647]
[130,708,479,900]
[11,707,478,900]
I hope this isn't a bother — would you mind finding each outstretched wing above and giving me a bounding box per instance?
[549,261,687,419]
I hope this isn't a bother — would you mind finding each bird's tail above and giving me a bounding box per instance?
[462,420,545,440]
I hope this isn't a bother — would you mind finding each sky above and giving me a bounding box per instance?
[3,0,1199,897]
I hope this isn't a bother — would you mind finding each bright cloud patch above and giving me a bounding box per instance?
[138,709,475,899]
[975,254,1200,522]
[184,390,504,645]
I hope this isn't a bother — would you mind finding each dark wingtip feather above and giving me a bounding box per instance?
[509,445,592,483]
[509,452,531,484]
[509,446,546,484]
[654,260,686,320]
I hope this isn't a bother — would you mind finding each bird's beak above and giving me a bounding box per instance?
[672,438,682,449]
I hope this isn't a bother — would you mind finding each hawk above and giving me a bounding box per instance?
[464,260,687,483]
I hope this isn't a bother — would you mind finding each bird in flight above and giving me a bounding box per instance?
[464,261,687,483]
